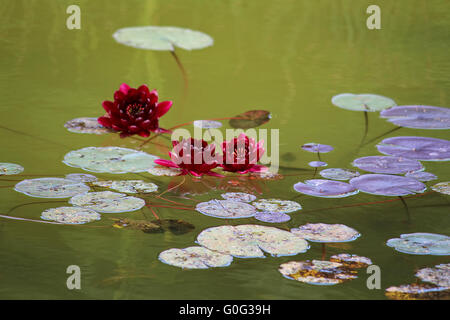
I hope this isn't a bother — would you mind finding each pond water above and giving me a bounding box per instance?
[0,0,449,299]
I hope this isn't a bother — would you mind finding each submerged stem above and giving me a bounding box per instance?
[321,243,326,260]
[170,50,188,94]
[362,126,403,147]
[399,196,411,223]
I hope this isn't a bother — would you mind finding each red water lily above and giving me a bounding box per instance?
[154,138,223,177]
[98,83,172,138]
[221,133,267,174]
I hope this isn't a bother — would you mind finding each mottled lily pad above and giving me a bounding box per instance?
[405,171,437,182]
[196,224,310,258]
[91,180,114,188]
[415,263,450,287]
[221,192,256,203]
[308,161,328,168]
[352,156,423,174]
[329,254,372,268]
[69,191,146,213]
[386,233,450,255]
[159,246,233,269]
[65,173,98,183]
[291,223,361,243]
[195,200,256,219]
[254,211,291,223]
[377,136,450,161]
[14,178,90,198]
[64,117,112,134]
[279,260,358,285]
[331,93,396,112]
[431,182,450,195]
[293,179,358,198]
[349,174,426,196]
[301,143,333,153]
[63,147,159,174]
[193,120,222,129]
[110,180,158,193]
[148,165,182,176]
[41,207,101,224]
[380,105,450,129]
[229,110,271,129]
[385,284,450,300]
[319,168,360,181]
[0,163,24,175]
[252,199,302,214]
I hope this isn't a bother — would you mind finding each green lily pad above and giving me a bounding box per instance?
[193,120,222,129]
[41,207,101,224]
[110,180,158,194]
[229,110,271,129]
[64,117,112,134]
[331,93,396,112]
[415,263,450,287]
[113,26,213,51]
[65,173,98,183]
[290,223,361,243]
[159,246,233,269]
[252,199,302,214]
[69,191,146,213]
[431,182,450,195]
[221,192,256,203]
[63,147,158,174]
[148,166,182,176]
[14,178,90,199]
[329,254,373,268]
[385,284,450,300]
[0,163,24,175]
[195,200,257,219]
[386,233,450,255]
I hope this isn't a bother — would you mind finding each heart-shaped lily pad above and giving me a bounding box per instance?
[349,174,426,196]
[0,163,24,175]
[293,179,358,198]
[110,180,158,193]
[405,171,437,182]
[291,223,361,243]
[352,156,423,174]
[380,105,450,129]
[221,192,257,203]
[196,224,310,258]
[64,117,112,134]
[329,254,373,268]
[69,191,146,213]
[319,168,360,181]
[41,207,101,224]
[148,166,182,176]
[376,136,450,161]
[386,233,450,255]
[431,182,450,195]
[301,143,333,153]
[159,246,233,269]
[252,199,302,213]
[308,161,328,168]
[415,263,450,287]
[14,178,90,198]
[229,110,271,129]
[386,284,450,300]
[331,93,396,112]
[195,200,256,219]
[254,211,291,223]
[65,173,98,183]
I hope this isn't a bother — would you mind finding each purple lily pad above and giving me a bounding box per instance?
[405,171,437,182]
[380,106,450,129]
[377,136,450,161]
[349,174,426,196]
[309,161,328,168]
[293,179,358,198]
[352,156,423,174]
[254,211,291,223]
[301,143,333,153]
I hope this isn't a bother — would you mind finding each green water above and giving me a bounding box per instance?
[0,0,449,299]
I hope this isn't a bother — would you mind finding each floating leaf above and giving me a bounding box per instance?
[159,246,233,269]
[221,192,256,203]
[331,93,396,112]
[63,147,159,174]
[252,199,302,214]
[41,207,101,224]
[431,182,450,195]
[329,254,372,268]
[352,156,423,174]
[110,180,158,194]
[308,161,327,168]
[14,178,90,199]
[301,143,333,153]
[65,173,98,183]
[69,191,146,213]
[293,179,358,198]
[291,223,361,243]
[254,211,291,223]
[196,224,310,258]
[386,233,450,255]
[415,263,450,287]
[349,174,426,196]
[148,166,182,176]
[249,171,283,180]
[113,26,214,51]
[195,200,256,219]
[92,180,114,188]
[385,284,450,300]
[148,219,195,235]
[229,110,271,129]
[0,163,24,175]
[405,171,437,182]
[319,168,360,181]
[376,136,450,161]
[380,105,450,129]
[64,117,112,134]
[193,120,222,129]
[279,260,358,285]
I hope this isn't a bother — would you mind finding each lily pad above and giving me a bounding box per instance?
[69,191,146,213]
[291,223,361,243]
[252,199,302,214]
[385,284,450,300]
[415,263,450,287]
[376,136,450,161]
[319,168,360,181]
[148,166,182,176]
[193,120,222,129]
[301,143,333,153]
[431,182,450,195]
[331,93,396,112]
[196,224,310,258]
[293,179,358,198]
[0,163,24,175]
[14,178,90,198]
[279,260,358,285]
[63,147,159,174]
[386,233,450,255]
[64,117,112,134]
[229,110,271,129]
[221,192,256,203]
[110,180,158,193]
[254,211,291,223]
[380,105,450,129]
[65,173,98,183]
[352,156,423,174]
[195,200,256,219]
[405,171,437,182]
[159,246,233,269]
[329,254,373,268]
[308,161,328,168]
[114,218,195,235]
[41,207,101,224]
[349,174,426,196]
[91,180,114,188]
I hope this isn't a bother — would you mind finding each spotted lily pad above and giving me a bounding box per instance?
[329,254,373,268]
[308,161,328,168]
[386,233,450,255]
[252,199,302,214]
[221,192,257,203]
[301,143,333,153]
[196,225,310,258]
[65,173,98,183]
[41,207,101,224]
[385,284,450,300]
[431,182,450,195]
[415,264,450,287]
[376,136,450,161]
[159,246,233,269]
[64,117,112,134]
[91,180,114,188]
[110,180,158,193]
[193,120,222,129]
[63,147,159,174]
[405,171,437,182]
[229,110,271,129]
[195,200,256,219]
[279,260,358,285]
[291,223,361,243]
[349,174,426,196]
[254,211,291,223]
[293,179,358,198]
[0,163,24,175]
[14,178,90,198]
[380,105,450,129]
[319,168,360,181]
[331,93,396,112]
[352,156,423,174]
[113,26,214,51]
[148,166,182,176]
[69,191,146,213]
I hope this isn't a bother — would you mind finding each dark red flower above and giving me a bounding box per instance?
[154,138,223,177]
[221,133,267,174]
[98,83,172,138]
